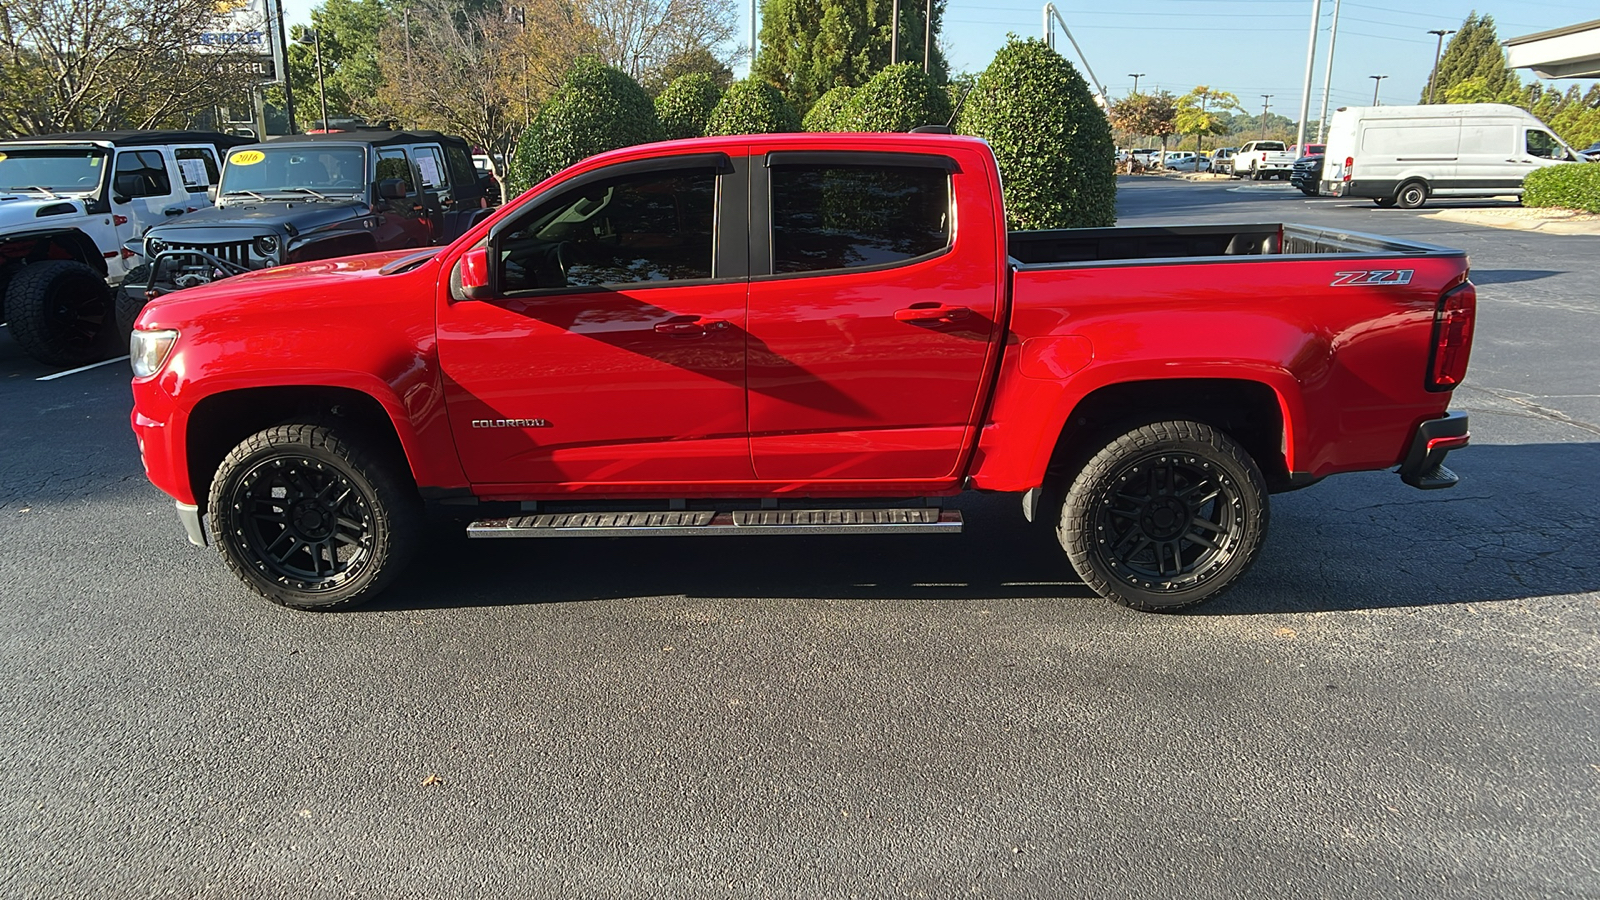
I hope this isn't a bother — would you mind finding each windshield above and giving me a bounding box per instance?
[0,147,108,193]
[219,146,367,197]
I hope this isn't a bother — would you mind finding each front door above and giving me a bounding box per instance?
[438,159,750,487]
[745,153,1002,482]
[374,148,431,248]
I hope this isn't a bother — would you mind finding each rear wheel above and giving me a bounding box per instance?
[1375,196,1397,208]
[1057,420,1268,612]
[1394,180,1428,209]
[3,260,114,367]
[208,424,423,611]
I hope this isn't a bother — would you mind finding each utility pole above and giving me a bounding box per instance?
[1426,29,1456,104]
[1315,0,1342,143]
[1294,0,1322,168]
[1370,74,1387,106]
[891,0,900,65]
[1260,95,1272,139]
[1128,73,1145,95]
[270,0,296,134]
[924,0,931,73]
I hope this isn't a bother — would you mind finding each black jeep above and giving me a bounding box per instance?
[122,130,490,325]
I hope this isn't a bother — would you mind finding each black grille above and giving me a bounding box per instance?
[168,240,253,267]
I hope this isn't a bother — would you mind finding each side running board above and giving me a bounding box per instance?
[466,508,963,539]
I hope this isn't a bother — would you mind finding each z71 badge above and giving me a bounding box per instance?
[1331,269,1414,287]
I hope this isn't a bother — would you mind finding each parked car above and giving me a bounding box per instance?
[1233,141,1295,180]
[1211,147,1238,176]
[1128,148,1161,168]
[121,130,492,331]
[473,152,503,206]
[1290,154,1325,195]
[0,130,249,365]
[1322,103,1581,208]
[1165,153,1211,172]
[129,133,1475,614]
[1289,143,1326,158]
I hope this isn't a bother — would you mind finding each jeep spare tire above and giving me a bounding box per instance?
[4,260,115,367]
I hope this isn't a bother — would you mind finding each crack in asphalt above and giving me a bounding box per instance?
[1457,386,1600,436]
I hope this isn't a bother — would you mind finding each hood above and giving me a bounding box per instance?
[0,194,88,229]
[148,199,368,240]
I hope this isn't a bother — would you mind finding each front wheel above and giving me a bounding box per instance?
[208,424,423,611]
[1057,421,1268,612]
[3,259,114,367]
[1394,180,1428,209]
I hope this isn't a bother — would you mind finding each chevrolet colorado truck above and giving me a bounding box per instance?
[128,133,1475,613]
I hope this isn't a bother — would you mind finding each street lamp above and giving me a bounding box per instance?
[1426,29,1456,104]
[1128,73,1145,94]
[296,27,329,132]
[1369,74,1387,106]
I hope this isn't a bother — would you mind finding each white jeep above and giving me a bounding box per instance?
[0,130,248,366]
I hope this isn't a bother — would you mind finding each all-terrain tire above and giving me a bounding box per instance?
[208,423,423,611]
[3,260,115,367]
[114,265,151,339]
[1057,420,1269,612]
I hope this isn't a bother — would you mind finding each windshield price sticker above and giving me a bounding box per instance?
[0,153,7,162]
[231,150,266,166]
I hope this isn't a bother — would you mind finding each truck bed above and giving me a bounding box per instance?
[1008,223,1463,267]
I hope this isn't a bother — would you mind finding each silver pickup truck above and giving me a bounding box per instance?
[1232,140,1295,180]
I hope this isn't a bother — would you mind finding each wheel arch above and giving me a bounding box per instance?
[0,228,108,276]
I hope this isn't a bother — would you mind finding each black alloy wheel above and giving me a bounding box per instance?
[1058,420,1268,611]
[3,259,114,367]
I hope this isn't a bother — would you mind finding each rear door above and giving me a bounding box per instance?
[374,147,432,247]
[744,149,1004,482]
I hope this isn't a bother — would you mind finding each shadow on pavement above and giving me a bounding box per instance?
[1467,269,1566,285]
[369,442,1600,617]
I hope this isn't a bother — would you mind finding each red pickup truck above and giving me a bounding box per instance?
[128,133,1475,613]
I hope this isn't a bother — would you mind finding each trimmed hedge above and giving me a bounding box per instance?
[655,73,723,141]
[1523,162,1600,214]
[705,79,802,136]
[508,57,661,193]
[956,38,1116,229]
[802,86,857,132]
[835,64,952,133]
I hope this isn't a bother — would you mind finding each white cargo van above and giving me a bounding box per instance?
[1321,104,1582,208]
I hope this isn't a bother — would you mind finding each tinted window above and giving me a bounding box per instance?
[114,150,171,197]
[770,164,950,274]
[445,145,478,187]
[376,149,414,194]
[498,168,717,292]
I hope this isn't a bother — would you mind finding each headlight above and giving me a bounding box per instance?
[130,328,179,378]
[145,237,168,255]
[254,234,280,257]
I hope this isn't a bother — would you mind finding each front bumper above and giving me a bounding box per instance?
[1397,411,1469,489]
[177,502,207,547]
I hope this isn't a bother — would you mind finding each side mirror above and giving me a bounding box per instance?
[459,247,492,300]
[376,178,407,200]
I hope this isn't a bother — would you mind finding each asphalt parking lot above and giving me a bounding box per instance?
[0,178,1596,898]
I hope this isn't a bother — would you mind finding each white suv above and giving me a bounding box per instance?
[0,130,248,366]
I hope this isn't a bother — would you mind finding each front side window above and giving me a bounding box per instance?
[376,149,414,194]
[1526,129,1561,159]
[497,168,717,292]
[114,150,171,198]
[770,164,951,274]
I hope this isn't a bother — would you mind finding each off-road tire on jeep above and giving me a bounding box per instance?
[208,424,423,611]
[1057,420,1268,612]
[114,265,150,339]
[4,259,115,367]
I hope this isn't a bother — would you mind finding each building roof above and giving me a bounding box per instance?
[1505,19,1600,79]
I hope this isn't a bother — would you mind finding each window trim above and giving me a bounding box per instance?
[754,154,956,281]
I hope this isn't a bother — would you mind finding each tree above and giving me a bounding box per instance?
[1175,85,1241,153]
[267,0,389,127]
[1108,90,1177,154]
[752,0,948,113]
[583,0,743,89]
[704,78,800,135]
[801,85,855,131]
[834,62,950,132]
[509,56,660,191]
[0,0,266,136]
[1426,14,1518,105]
[655,72,722,139]
[956,38,1115,229]
[642,46,734,95]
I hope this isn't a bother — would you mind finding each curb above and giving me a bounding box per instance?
[1423,208,1600,236]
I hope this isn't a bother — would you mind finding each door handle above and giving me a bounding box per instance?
[895,304,971,325]
[162,206,185,216]
[654,316,729,338]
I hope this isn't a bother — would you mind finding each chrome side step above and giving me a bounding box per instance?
[466,508,963,539]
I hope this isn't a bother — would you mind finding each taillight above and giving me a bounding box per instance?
[1343,157,1353,182]
[1427,281,1475,391]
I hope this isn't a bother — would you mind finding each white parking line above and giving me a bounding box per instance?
[36,356,128,381]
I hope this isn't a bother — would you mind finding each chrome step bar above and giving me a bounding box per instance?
[466,508,963,539]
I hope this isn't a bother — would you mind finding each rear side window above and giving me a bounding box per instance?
[445,146,478,187]
[770,164,951,274]
[412,145,446,189]
[175,148,221,190]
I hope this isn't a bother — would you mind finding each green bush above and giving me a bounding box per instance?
[1522,162,1600,213]
[802,86,857,132]
[956,38,1116,229]
[836,64,952,133]
[655,73,723,141]
[508,57,661,193]
[705,79,801,136]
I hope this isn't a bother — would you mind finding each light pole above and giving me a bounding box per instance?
[296,28,329,132]
[1369,74,1387,106]
[923,0,931,73]
[1315,0,1342,142]
[1260,95,1272,139]
[1294,0,1323,168]
[1128,73,1145,94]
[1426,29,1456,104]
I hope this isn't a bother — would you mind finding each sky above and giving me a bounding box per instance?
[280,0,1597,121]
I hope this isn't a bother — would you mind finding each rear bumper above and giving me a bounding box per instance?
[1397,411,1469,489]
